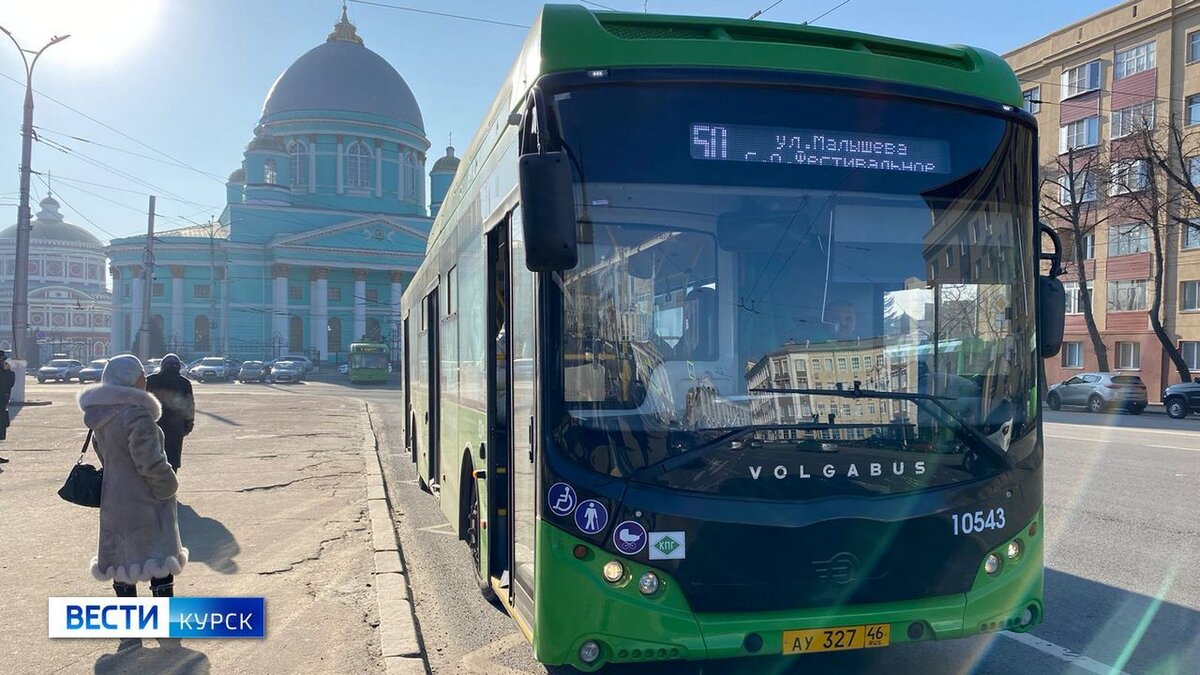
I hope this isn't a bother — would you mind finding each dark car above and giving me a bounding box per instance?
[78,359,108,383]
[1163,379,1200,419]
[238,361,267,383]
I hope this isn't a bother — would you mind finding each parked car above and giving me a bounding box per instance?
[1046,372,1147,414]
[277,354,316,374]
[1163,379,1200,419]
[238,361,267,383]
[37,359,84,383]
[267,357,308,381]
[337,363,349,375]
[143,358,163,376]
[78,359,107,383]
[190,357,238,382]
[268,360,303,384]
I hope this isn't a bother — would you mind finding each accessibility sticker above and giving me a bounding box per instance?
[649,531,686,560]
[547,482,577,517]
[612,521,647,555]
[574,499,608,535]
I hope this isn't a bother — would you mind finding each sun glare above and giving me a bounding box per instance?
[0,0,159,67]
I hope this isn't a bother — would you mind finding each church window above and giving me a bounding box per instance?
[193,284,211,299]
[152,282,164,297]
[347,141,372,189]
[404,152,417,199]
[328,287,342,302]
[264,158,277,185]
[366,288,379,303]
[289,140,308,188]
[289,285,303,300]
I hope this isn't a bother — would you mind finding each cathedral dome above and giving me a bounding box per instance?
[431,146,460,174]
[0,195,101,245]
[260,9,424,131]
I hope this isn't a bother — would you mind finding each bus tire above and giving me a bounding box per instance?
[1046,392,1061,411]
[463,463,497,602]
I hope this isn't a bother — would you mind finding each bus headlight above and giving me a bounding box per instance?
[602,560,624,583]
[638,572,660,595]
[1006,540,1023,560]
[984,553,1002,575]
[579,640,601,663]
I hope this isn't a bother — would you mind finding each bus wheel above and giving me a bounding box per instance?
[466,478,496,601]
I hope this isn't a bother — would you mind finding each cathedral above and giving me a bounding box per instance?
[105,9,457,362]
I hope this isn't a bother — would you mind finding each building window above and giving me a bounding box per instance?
[837,357,847,371]
[263,158,277,185]
[1061,342,1084,368]
[811,358,820,372]
[1110,159,1149,195]
[1114,41,1155,80]
[328,286,342,302]
[403,151,418,199]
[366,288,379,303]
[346,141,372,189]
[289,285,302,300]
[1081,233,1096,260]
[1108,223,1149,256]
[1182,341,1200,370]
[193,284,210,299]
[1184,222,1200,250]
[1064,282,1083,314]
[795,358,806,374]
[1059,116,1099,153]
[1116,341,1141,369]
[1107,279,1147,311]
[1182,280,1200,311]
[1022,86,1040,114]
[289,140,308,188]
[945,248,953,267]
[1058,171,1097,204]
[1060,60,1101,99]
[1111,101,1155,138]
[1191,31,1200,63]
[824,358,833,371]
[152,282,164,298]
[1190,95,1200,126]
[851,356,860,370]
[194,315,211,351]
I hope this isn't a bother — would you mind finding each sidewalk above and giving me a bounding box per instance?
[0,383,393,674]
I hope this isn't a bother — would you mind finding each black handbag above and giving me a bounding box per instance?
[58,429,102,508]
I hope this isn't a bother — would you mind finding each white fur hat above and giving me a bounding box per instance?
[102,354,145,387]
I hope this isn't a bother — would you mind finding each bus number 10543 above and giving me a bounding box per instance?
[951,508,1006,535]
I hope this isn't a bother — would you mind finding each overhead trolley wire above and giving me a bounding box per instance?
[347,0,529,29]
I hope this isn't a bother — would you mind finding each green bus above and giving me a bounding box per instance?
[348,342,390,383]
[402,6,1066,671]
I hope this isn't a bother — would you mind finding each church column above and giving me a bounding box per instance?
[110,266,123,351]
[130,265,144,350]
[219,267,229,355]
[354,268,367,341]
[308,134,317,193]
[272,263,289,352]
[397,149,405,199]
[170,265,184,347]
[390,270,403,334]
[336,135,345,194]
[417,152,426,214]
[374,141,383,198]
[310,267,328,360]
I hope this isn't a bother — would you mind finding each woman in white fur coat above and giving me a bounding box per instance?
[77,354,187,602]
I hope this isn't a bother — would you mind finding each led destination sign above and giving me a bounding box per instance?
[691,123,951,174]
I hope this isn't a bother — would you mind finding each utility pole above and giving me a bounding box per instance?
[138,196,156,361]
[0,26,70,361]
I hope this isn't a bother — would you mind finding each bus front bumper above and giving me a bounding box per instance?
[533,513,1043,670]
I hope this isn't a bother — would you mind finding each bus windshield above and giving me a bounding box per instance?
[351,350,389,370]
[546,82,1038,499]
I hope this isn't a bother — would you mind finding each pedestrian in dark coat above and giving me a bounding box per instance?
[145,353,194,471]
[0,350,13,462]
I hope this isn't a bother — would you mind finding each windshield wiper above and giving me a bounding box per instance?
[751,384,1011,467]
[629,420,914,481]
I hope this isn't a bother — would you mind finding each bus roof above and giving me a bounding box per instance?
[425,3,1020,252]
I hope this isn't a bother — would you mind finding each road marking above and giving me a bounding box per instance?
[1146,444,1200,451]
[416,522,457,536]
[460,633,529,674]
[1045,434,1200,453]
[1001,632,1132,675]
[1049,422,1200,439]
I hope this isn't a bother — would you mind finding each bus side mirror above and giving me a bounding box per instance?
[1038,276,1065,359]
[1038,222,1065,359]
[519,152,578,272]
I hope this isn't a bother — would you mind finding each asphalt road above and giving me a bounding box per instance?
[244,380,1200,675]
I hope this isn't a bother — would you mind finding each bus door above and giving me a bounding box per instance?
[486,222,511,602]
[425,288,441,495]
[403,313,414,463]
[508,210,538,624]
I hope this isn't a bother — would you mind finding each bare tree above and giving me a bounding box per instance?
[1040,147,1111,371]
[1120,122,1193,383]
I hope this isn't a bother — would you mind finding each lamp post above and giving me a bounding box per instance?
[0,26,69,360]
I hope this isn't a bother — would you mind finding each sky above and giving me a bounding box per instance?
[0,0,1117,242]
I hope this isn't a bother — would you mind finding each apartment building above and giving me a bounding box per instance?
[1005,0,1200,398]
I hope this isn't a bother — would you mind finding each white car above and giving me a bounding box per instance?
[278,354,316,374]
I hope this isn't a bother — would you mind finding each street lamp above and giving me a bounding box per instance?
[1,26,70,360]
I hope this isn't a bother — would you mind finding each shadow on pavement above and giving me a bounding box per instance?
[178,503,240,574]
[94,644,210,674]
[194,410,241,426]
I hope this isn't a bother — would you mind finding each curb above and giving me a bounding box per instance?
[361,402,427,675]
[12,400,53,407]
